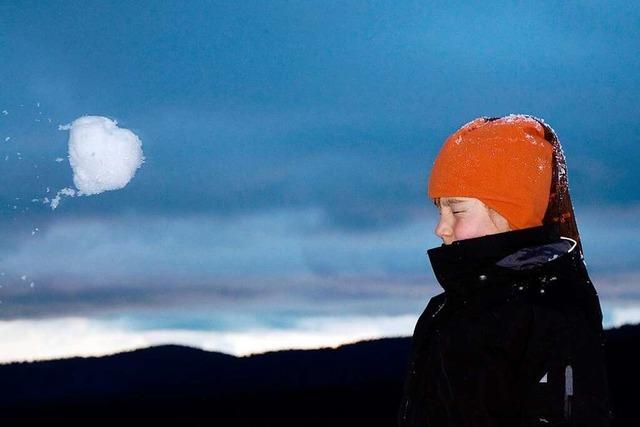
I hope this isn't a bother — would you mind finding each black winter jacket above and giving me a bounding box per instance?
[397,222,614,426]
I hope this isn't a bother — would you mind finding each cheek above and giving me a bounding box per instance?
[453,215,494,240]
[453,221,480,240]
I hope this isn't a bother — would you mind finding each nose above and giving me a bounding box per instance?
[435,216,453,245]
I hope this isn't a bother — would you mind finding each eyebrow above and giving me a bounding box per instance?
[434,198,467,207]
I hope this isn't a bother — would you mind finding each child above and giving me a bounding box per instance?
[397,114,614,426]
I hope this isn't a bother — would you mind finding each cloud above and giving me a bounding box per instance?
[1,302,639,364]
[1,0,639,363]
[0,207,439,319]
[0,204,638,320]
[0,268,435,322]
[0,207,434,281]
[2,0,639,233]
[0,314,418,364]
[609,306,640,328]
[588,272,640,301]
[577,202,640,274]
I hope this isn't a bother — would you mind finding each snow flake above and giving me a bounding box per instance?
[49,187,77,210]
[458,117,485,132]
[498,113,537,124]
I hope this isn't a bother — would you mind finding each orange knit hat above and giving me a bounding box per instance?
[427,114,554,230]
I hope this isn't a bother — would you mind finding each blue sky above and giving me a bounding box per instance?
[0,1,639,362]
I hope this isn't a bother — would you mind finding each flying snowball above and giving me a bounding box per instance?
[49,116,144,209]
[59,115,144,196]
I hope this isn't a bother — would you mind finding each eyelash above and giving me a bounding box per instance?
[439,210,463,215]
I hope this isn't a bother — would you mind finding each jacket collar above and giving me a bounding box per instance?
[426,222,574,300]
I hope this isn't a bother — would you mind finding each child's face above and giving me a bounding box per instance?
[434,196,511,245]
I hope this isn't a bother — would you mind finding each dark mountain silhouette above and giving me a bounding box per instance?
[0,323,637,426]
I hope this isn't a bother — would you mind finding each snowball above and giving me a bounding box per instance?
[60,116,144,196]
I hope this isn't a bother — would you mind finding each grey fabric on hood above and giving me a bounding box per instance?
[495,239,575,271]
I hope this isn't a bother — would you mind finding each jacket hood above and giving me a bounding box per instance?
[427,222,582,299]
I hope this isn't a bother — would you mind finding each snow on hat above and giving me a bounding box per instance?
[427,114,554,230]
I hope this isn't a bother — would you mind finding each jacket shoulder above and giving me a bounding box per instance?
[421,292,447,318]
[412,292,447,336]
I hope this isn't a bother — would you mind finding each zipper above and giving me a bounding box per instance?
[401,397,409,422]
[564,364,573,421]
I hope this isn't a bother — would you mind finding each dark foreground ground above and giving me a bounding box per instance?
[0,323,637,426]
